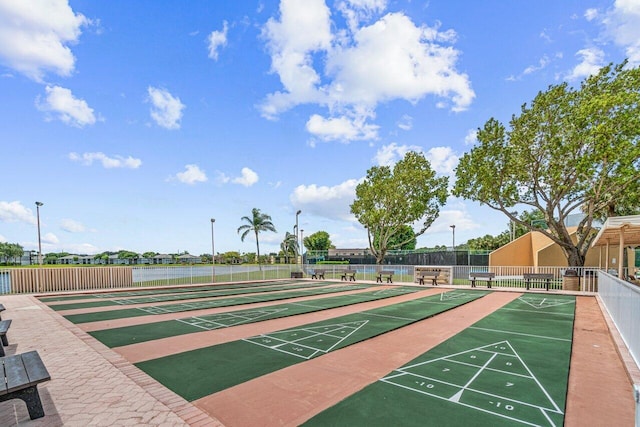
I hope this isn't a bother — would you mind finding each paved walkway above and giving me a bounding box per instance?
[0,285,637,426]
[0,294,222,427]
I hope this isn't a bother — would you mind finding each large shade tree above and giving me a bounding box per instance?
[350,151,448,264]
[237,208,277,270]
[303,231,333,252]
[454,62,640,266]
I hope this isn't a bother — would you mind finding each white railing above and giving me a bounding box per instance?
[597,272,640,427]
[0,263,609,294]
[597,272,640,369]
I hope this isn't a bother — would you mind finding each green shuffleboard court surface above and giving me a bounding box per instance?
[38,279,302,302]
[303,294,576,427]
[64,283,371,324]
[46,280,334,311]
[90,286,423,347]
[136,290,489,401]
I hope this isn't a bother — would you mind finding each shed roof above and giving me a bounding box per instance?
[591,215,640,247]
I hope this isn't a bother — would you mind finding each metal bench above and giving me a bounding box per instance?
[311,269,326,280]
[340,269,357,281]
[0,351,51,420]
[470,272,495,288]
[523,273,554,291]
[417,271,439,286]
[376,270,394,283]
[0,319,12,357]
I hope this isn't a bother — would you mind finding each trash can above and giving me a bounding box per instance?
[290,271,303,279]
[562,269,580,291]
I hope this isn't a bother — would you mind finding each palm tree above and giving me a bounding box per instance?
[237,208,277,270]
[280,232,298,263]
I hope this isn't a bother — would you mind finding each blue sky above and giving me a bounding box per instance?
[1,0,638,257]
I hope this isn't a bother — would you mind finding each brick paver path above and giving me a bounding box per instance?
[0,295,222,427]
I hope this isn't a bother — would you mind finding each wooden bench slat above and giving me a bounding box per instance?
[21,351,51,384]
[3,355,30,394]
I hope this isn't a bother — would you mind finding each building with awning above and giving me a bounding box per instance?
[591,215,640,279]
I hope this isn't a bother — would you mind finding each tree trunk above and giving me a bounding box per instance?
[565,246,586,267]
[255,231,262,271]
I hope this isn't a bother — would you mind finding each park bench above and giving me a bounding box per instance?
[523,273,554,291]
[0,319,12,357]
[340,269,357,281]
[470,272,496,288]
[417,271,439,286]
[311,269,326,280]
[0,350,51,420]
[376,270,394,284]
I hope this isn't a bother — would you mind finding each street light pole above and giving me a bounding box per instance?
[450,225,456,251]
[450,224,456,266]
[35,202,43,266]
[300,229,304,267]
[295,210,301,270]
[210,218,215,283]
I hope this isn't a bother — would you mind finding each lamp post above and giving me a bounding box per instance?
[35,202,43,266]
[295,210,301,270]
[210,218,215,283]
[300,229,304,266]
[450,224,456,266]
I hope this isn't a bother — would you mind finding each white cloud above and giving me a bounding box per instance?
[397,114,413,131]
[207,21,228,60]
[232,167,259,187]
[585,8,599,21]
[260,0,332,118]
[69,152,142,169]
[260,4,474,140]
[566,47,605,80]
[0,234,6,243]
[147,86,185,130]
[36,85,97,127]
[43,232,59,244]
[372,143,457,174]
[425,146,459,175]
[174,164,208,185]
[0,0,88,81]
[290,179,361,221]
[60,218,85,233]
[522,55,551,75]
[601,0,640,66]
[373,142,421,166]
[0,201,36,225]
[464,129,477,145]
[306,113,379,141]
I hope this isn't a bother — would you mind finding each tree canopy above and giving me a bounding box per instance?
[350,151,448,264]
[303,231,333,251]
[454,62,640,266]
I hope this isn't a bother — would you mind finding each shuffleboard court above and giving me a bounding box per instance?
[63,283,371,324]
[89,286,422,347]
[45,280,335,311]
[136,290,489,401]
[303,294,576,427]
[38,279,302,302]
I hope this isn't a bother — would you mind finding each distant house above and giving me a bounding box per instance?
[328,248,369,257]
[153,254,173,265]
[176,254,201,264]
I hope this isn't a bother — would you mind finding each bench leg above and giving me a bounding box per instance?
[1,334,8,347]
[487,280,492,289]
[0,386,46,419]
[376,277,382,283]
[432,279,438,286]
[546,279,550,291]
[387,277,392,284]
[418,278,424,285]
[471,280,476,288]
[341,276,346,281]
[525,280,530,291]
